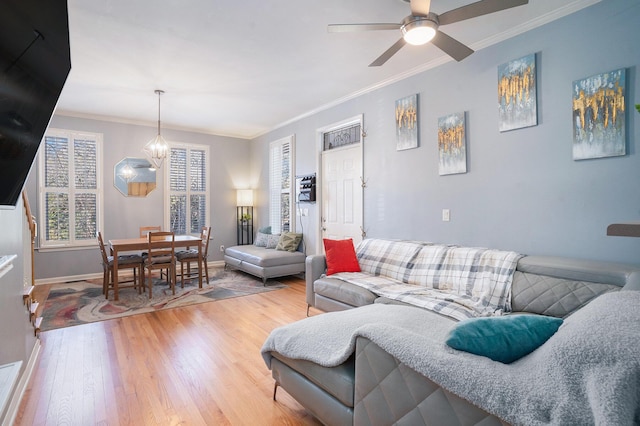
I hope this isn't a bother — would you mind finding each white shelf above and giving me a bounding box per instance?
[0,255,16,280]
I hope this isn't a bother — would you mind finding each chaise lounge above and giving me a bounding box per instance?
[224,231,306,284]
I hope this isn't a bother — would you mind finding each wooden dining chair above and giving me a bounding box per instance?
[140,225,170,278]
[97,232,143,299]
[139,225,161,238]
[143,231,176,298]
[176,226,212,288]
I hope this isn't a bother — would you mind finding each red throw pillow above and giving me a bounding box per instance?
[323,238,361,275]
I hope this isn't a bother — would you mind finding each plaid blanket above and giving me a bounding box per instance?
[332,239,522,321]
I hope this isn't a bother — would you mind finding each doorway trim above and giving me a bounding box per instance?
[315,114,364,254]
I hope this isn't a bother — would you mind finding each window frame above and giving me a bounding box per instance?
[37,128,104,250]
[269,135,295,234]
[164,141,210,235]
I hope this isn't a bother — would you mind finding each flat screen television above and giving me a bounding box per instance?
[0,0,71,207]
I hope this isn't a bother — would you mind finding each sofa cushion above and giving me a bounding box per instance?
[314,277,377,307]
[445,315,563,364]
[324,238,361,275]
[271,353,355,407]
[276,232,303,252]
[356,239,426,282]
[225,245,305,267]
[511,271,619,318]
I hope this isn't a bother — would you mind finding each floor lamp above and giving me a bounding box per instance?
[237,189,254,245]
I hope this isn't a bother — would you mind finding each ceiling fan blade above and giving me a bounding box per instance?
[410,0,431,16]
[438,0,528,26]
[430,31,474,62]
[328,23,401,33]
[369,38,407,67]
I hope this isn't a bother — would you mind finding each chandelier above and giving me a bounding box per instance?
[143,89,169,169]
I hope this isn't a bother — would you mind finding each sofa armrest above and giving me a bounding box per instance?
[622,271,640,291]
[305,255,327,306]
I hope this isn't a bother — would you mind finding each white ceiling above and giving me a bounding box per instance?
[55,0,598,139]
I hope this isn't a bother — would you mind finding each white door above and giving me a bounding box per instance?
[321,144,363,245]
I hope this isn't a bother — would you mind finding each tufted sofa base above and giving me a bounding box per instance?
[354,338,507,426]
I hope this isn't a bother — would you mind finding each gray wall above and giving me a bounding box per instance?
[251,0,640,266]
[26,116,250,280]
[19,0,640,282]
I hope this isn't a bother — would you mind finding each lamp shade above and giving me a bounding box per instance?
[236,189,254,206]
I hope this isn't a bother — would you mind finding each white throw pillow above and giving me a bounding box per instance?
[254,232,269,247]
[266,234,280,249]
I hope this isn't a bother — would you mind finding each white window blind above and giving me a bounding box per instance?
[269,135,295,234]
[167,143,209,235]
[39,129,103,249]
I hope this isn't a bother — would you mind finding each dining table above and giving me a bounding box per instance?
[108,234,203,301]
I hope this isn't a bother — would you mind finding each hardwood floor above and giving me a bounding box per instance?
[16,275,323,425]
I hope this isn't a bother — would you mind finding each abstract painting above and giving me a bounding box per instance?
[395,94,419,151]
[498,53,537,132]
[572,68,626,160]
[438,112,467,176]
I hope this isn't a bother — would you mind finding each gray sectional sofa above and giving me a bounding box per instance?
[262,238,640,425]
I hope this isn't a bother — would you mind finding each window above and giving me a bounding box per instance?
[38,129,103,249]
[269,135,295,234]
[166,142,209,235]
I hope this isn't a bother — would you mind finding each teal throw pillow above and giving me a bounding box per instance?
[445,315,563,364]
[258,226,272,234]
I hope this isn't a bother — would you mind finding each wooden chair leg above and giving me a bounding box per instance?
[106,269,114,299]
[103,268,109,297]
[147,270,153,299]
[171,266,176,295]
[140,266,146,294]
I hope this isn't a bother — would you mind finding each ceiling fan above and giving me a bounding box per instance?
[328,0,529,66]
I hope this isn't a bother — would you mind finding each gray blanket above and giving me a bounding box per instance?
[261,291,640,425]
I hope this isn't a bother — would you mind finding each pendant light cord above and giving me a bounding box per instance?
[155,89,164,136]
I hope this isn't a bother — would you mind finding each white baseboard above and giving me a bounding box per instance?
[35,272,102,285]
[2,340,41,426]
[35,261,225,285]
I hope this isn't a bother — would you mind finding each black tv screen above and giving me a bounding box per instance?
[0,0,71,207]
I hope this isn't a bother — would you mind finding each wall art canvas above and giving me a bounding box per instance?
[498,53,537,132]
[395,94,419,151]
[438,112,467,176]
[572,68,626,160]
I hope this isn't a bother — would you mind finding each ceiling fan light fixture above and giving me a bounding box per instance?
[402,18,436,45]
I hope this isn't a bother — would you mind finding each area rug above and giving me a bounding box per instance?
[40,268,286,331]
